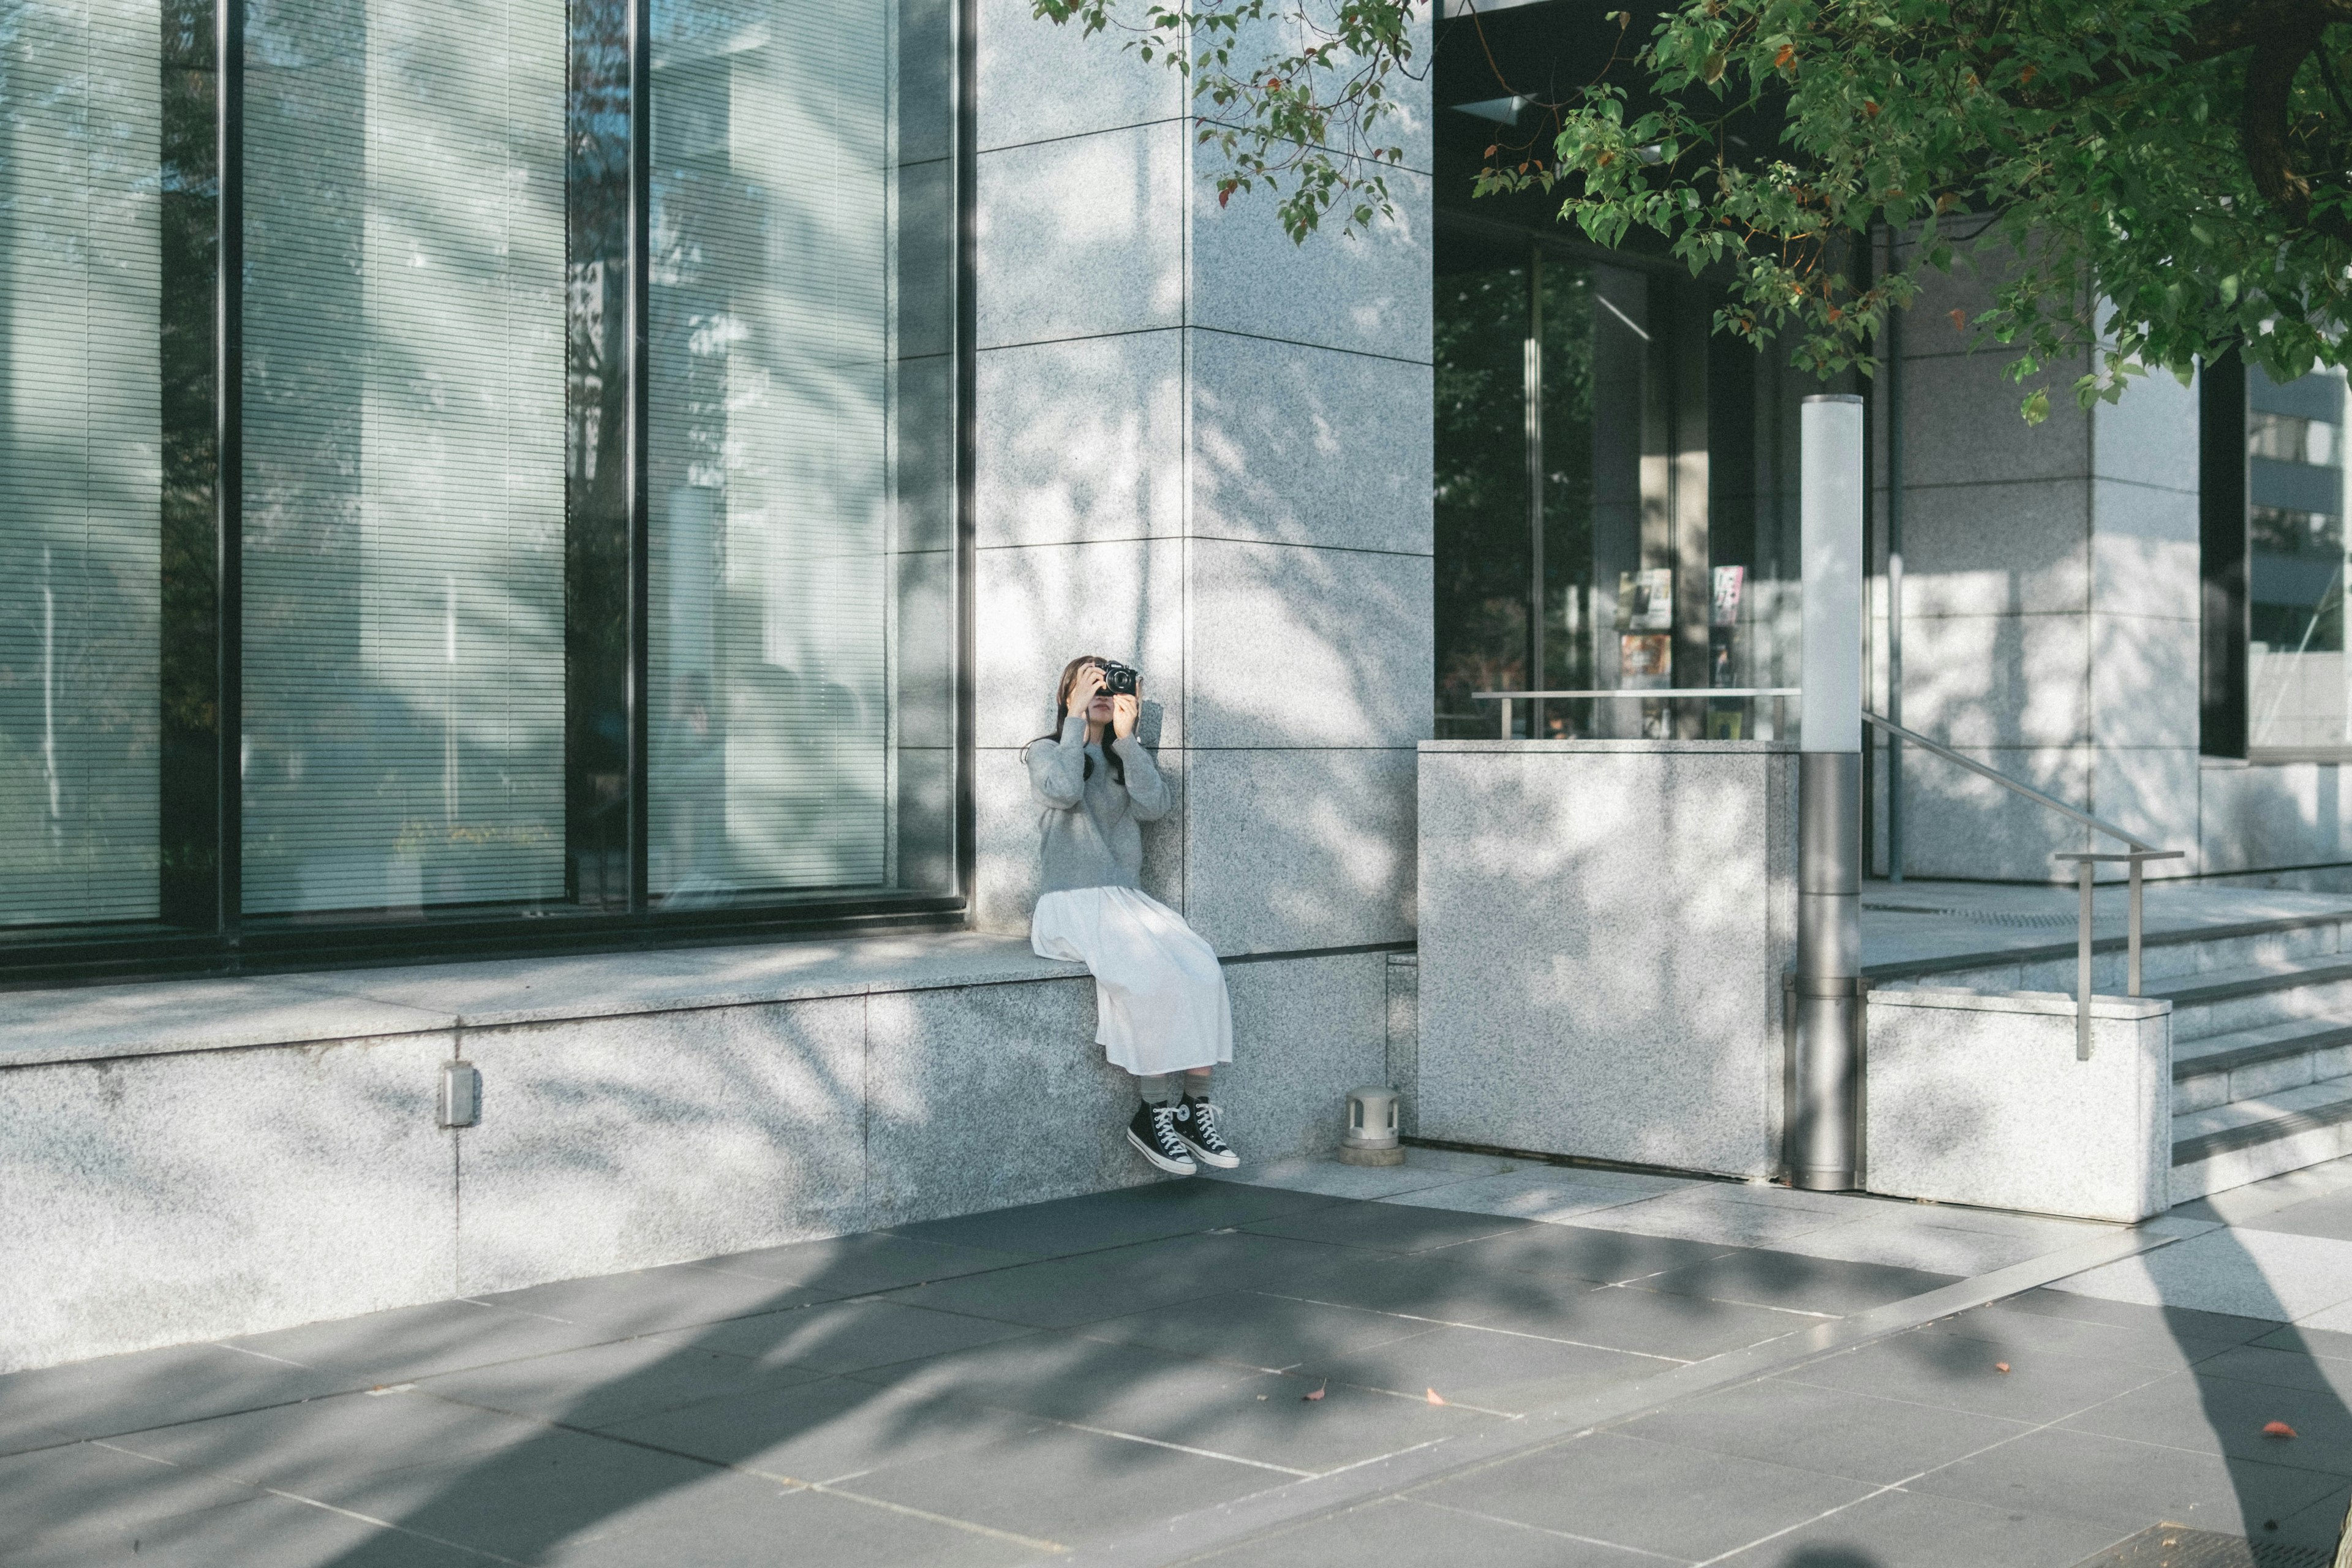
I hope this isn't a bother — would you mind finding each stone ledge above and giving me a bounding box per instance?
[1869,986,2171,1021]
[1419,739,1800,755]
[0,933,1087,1069]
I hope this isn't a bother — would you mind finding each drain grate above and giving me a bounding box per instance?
[2070,1523,2335,1568]
[1862,900,2085,929]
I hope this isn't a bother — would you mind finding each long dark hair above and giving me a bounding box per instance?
[1029,653,1124,784]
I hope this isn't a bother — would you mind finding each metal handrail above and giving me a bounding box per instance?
[1864,710,2182,1060]
[1471,688,1798,739]
[1863,710,2154,851]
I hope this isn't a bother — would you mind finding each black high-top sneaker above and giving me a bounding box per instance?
[1127,1100,1198,1176]
[1173,1096,1240,1169]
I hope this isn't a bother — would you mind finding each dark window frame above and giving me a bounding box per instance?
[0,0,976,986]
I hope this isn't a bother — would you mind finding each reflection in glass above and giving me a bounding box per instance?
[2248,368,2351,755]
[0,0,164,925]
[648,0,951,903]
[241,0,570,914]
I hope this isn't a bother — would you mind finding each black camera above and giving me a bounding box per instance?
[1097,660,1139,696]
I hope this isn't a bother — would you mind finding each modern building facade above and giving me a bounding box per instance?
[3,0,2349,1369]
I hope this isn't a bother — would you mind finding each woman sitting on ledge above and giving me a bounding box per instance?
[1023,655,1238,1177]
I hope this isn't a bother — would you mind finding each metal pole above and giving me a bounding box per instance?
[1791,393,1865,1191]
[2128,855,2145,997]
[1885,257,1905,884]
[2077,860,2095,1061]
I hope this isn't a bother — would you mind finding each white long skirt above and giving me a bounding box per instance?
[1031,886,1234,1076]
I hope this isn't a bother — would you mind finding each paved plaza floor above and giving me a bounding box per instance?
[11,1150,2352,1567]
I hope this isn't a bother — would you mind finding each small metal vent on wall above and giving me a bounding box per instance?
[1862,900,2085,930]
[2069,1523,2336,1568]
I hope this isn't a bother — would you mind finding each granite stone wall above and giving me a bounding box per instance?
[0,944,1382,1374]
[970,0,1435,953]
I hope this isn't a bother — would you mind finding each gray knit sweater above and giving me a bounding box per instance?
[1025,715,1172,895]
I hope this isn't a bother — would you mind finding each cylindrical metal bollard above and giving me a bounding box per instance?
[1339,1085,1404,1167]
[1791,393,1864,1192]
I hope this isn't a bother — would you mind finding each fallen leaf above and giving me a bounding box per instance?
[1302,1382,1326,1403]
[1256,1394,1267,1401]
[1994,1363,2010,1374]
[2263,1420,2297,1439]
[1427,1388,1447,1406]
[1948,308,1968,331]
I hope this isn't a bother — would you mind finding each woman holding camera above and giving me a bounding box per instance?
[1024,655,1238,1176]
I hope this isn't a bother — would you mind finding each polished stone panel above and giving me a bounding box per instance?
[973,535,1187,750]
[1898,345,2093,488]
[2090,613,2199,752]
[977,331,1183,548]
[1182,746,1416,954]
[0,1033,457,1374]
[1891,478,2090,619]
[1216,952,1389,1161]
[1186,538,1433,749]
[2094,366,2202,494]
[1898,612,2089,748]
[976,0,1182,153]
[1189,331,1433,556]
[1864,988,2172,1222]
[1416,741,1797,1177]
[2092,478,2201,623]
[456,1001,869,1296]
[865,975,1153,1230]
[976,121,1185,349]
[1189,159,1431,362]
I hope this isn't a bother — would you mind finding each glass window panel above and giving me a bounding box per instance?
[2248,369,2351,757]
[649,0,952,903]
[241,0,570,915]
[0,0,164,926]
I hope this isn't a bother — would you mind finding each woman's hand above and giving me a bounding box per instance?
[1068,663,1107,717]
[1110,692,1140,739]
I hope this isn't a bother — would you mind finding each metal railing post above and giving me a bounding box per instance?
[2129,856,2146,997]
[2076,859,2094,1061]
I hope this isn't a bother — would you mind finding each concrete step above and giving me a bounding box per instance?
[2173,1019,2352,1113]
[1867,910,2352,999]
[2150,956,2352,1042]
[2170,1080,2352,1201]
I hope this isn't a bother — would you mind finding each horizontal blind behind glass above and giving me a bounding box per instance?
[647,0,895,901]
[242,0,568,914]
[0,0,164,927]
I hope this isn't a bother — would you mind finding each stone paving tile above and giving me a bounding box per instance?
[1558,1187,1865,1248]
[0,1439,259,1555]
[1905,1425,2350,1547]
[1930,1300,2252,1373]
[1241,1199,1540,1254]
[2188,1341,2352,1398]
[2295,1297,2352,1336]
[1758,1215,2076,1276]
[470,1261,821,1336]
[1375,1169,1691,1225]
[1413,1219,1740,1286]
[870,1232,1326,1335]
[416,1337,828,1430]
[887,1180,1341,1259]
[0,1341,355,1457]
[221,1295,622,1387]
[1616,1373,2034,1486]
[1412,1430,1877,1562]
[1630,1248,1958,1316]
[2058,1369,2352,1475]
[840,1420,1279,1548]
[311,1425,802,1565]
[1705,1487,2133,1568]
[663,1231,1034,1296]
[107,1385,554,1494]
[1187,1494,1665,1568]
[2286,1485,2352,1554]
[1297,1322,1673,1414]
[1966,1286,2283,1346]
[557,1483,1050,1568]
[598,1373,1049,1484]
[1776,1327,2177,1423]
[0,1491,484,1568]
[2242,1183,2352,1244]
[1218,1152,1522,1201]
[2255,1321,2352,1360]
[845,1330,1501,1476]
[1072,1289,1439,1371]
[2045,1226,2352,1322]
[651,1297,1043,1376]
